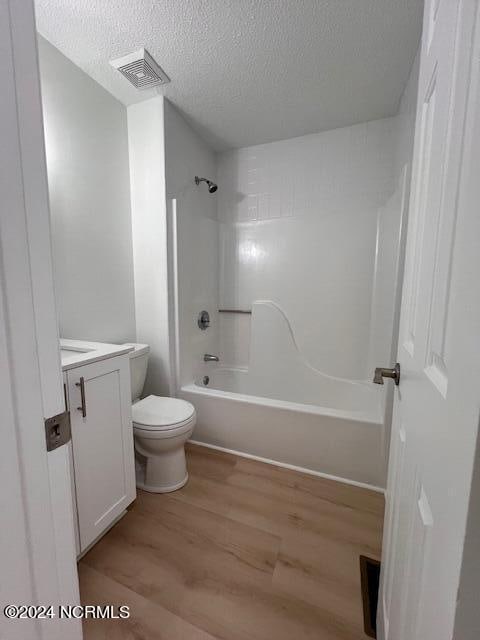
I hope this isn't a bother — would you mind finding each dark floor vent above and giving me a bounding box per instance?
[359,555,381,638]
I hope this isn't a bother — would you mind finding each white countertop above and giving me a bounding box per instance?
[60,338,133,371]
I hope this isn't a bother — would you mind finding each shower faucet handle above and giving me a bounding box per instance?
[373,363,400,385]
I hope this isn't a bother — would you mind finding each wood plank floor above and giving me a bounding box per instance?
[79,443,384,640]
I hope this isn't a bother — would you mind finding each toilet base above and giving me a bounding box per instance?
[137,472,189,494]
[133,410,195,494]
[134,441,191,493]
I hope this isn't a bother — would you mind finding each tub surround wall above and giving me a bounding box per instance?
[39,37,136,343]
[217,118,397,381]
[164,101,218,389]
[240,301,382,415]
[367,173,409,393]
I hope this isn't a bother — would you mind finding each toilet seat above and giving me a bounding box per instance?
[132,395,196,436]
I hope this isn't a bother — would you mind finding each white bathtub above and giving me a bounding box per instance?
[180,368,385,489]
[179,301,387,489]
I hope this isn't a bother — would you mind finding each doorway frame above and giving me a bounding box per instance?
[1,1,81,638]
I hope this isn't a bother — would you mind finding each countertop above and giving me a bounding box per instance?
[60,338,133,371]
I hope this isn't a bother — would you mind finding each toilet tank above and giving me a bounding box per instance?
[124,343,150,402]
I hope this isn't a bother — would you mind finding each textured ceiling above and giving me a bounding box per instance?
[35,0,423,151]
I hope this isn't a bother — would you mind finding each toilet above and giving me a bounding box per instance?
[126,343,196,493]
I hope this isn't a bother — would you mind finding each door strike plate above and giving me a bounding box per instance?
[44,411,71,452]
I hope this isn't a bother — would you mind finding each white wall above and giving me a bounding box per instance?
[217,118,397,381]
[164,100,218,388]
[128,97,171,397]
[39,37,136,343]
[128,98,217,396]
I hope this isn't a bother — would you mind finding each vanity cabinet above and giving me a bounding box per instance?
[65,354,136,553]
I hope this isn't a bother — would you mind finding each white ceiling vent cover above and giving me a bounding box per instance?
[110,48,170,90]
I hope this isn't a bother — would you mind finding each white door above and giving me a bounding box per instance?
[379,1,480,639]
[67,356,135,552]
[0,1,81,638]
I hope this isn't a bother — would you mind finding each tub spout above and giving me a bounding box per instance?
[204,354,219,362]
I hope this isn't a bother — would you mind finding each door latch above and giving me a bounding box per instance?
[44,411,71,452]
[373,363,401,386]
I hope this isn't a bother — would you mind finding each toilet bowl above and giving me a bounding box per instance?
[125,343,196,493]
[132,395,196,492]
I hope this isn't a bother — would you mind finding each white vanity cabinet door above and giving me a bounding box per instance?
[66,355,136,552]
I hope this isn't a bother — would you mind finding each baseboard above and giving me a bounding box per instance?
[188,439,386,494]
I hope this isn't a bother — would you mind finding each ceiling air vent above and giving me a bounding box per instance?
[110,48,170,90]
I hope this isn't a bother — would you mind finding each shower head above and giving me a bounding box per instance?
[195,176,218,193]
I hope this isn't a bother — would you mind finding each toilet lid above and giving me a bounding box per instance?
[132,395,195,430]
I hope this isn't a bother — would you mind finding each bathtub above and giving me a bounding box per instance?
[179,301,386,489]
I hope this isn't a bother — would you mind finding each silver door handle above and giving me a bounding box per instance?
[75,376,87,417]
[373,363,400,386]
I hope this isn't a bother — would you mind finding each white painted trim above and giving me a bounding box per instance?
[189,439,386,494]
[11,4,64,420]
[165,197,177,396]
[169,198,181,393]
[0,2,81,636]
